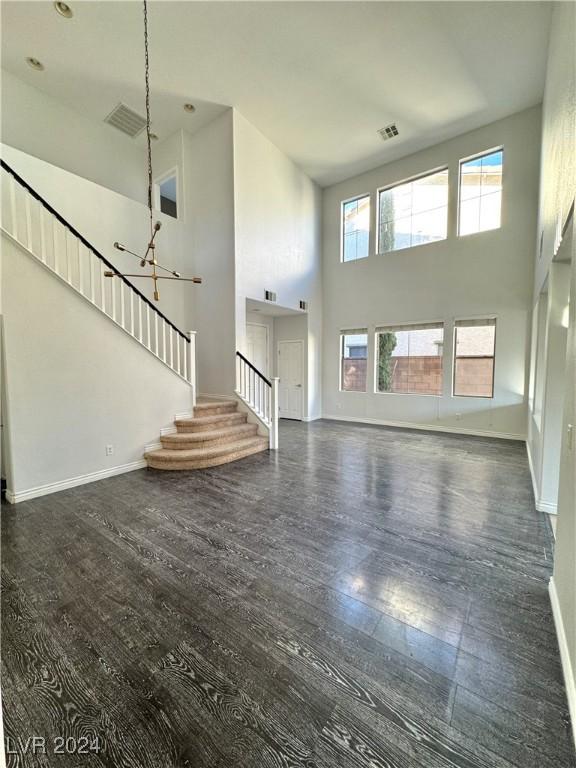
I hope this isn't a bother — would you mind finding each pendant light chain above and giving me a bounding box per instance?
[106,0,203,300]
[143,0,153,238]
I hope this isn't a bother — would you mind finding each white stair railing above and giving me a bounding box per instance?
[1,160,196,396]
[235,352,279,449]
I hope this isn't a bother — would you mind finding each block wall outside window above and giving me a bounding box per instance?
[453,319,496,397]
[340,330,368,391]
[376,323,444,395]
[342,196,370,262]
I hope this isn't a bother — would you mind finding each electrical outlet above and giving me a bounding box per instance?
[105,445,114,456]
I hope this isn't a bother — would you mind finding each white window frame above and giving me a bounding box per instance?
[374,320,445,397]
[339,329,368,392]
[457,147,503,238]
[376,166,449,255]
[451,315,497,399]
[340,193,371,263]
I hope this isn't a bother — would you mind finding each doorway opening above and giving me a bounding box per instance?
[245,298,308,421]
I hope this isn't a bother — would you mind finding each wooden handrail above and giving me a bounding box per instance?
[236,351,271,386]
[1,159,189,342]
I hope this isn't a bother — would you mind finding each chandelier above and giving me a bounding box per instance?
[105,0,201,301]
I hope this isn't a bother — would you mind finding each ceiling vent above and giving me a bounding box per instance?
[104,103,147,138]
[378,123,399,142]
[299,300,308,311]
[264,290,277,302]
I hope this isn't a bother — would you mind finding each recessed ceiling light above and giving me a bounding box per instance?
[183,103,196,113]
[54,1,73,18]
[26,57,44,71]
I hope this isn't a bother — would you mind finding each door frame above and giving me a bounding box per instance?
[246,322,270,376]
[277,338,305,421]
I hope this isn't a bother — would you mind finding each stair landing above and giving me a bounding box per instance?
[144,399,269,470]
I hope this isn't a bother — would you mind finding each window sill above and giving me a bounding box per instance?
[374,391,442,398]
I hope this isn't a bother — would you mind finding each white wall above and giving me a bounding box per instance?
[530,2,576,739]
[183,110,236,395]
[534,2,576,296]
[1,235,193,501]
[1,143,192,333]
[1,70,146,203]
[539,262,570,508]
[322,107,541,438]
[233,111,322,418]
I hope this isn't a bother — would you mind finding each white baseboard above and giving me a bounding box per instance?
[537,499,558,515]
[144,442,162,452]
[322,414,525,441]
[549,577,576,749]
[173,411,193,421]
[5,459,147,504]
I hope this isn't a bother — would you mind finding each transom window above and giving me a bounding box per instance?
[458,149,503,236]
[453,319,496,398]
[376,323,444,395]
[340,330,368,391]
[378,169,448,254]
[342,195,370,262]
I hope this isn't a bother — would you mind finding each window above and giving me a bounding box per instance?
[340,330,368,391]
[453,319,496,398]
[458,149,502,236]
[376,323,444,395]
[378,168,448,254]
[155,171,178,219]
[342,196,370,262]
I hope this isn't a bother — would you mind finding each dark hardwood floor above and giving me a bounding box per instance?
[2,419,575,767]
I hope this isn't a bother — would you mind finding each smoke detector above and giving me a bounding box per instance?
[104,103,147,138]
[378,123,399,142]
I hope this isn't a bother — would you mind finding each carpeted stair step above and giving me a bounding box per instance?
[161,423,258,449]
[175,412,247,432]
[145,436,269,470]
[193,400,238,417]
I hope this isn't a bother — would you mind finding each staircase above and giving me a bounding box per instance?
[1,159,279,481]
[144,399,269,469]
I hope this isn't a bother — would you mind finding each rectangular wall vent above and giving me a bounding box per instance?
[378,123,399,142]
[264,290,277,302]
[104,103,147,138]
[299,300,308,311]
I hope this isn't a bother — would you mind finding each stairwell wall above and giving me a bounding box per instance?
[1,235,193,501]
[232,111,323,419]
[1,144,192,332]
[182,110,237,396]
[1,70,147,203]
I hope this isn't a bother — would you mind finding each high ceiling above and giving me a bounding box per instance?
[1,1,551,186]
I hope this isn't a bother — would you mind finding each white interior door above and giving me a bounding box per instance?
[278,340,304,420]
[246,323,268,375]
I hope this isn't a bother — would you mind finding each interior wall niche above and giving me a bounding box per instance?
[155,169,178,219]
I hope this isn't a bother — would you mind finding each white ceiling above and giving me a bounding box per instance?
[1,1,551,186]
